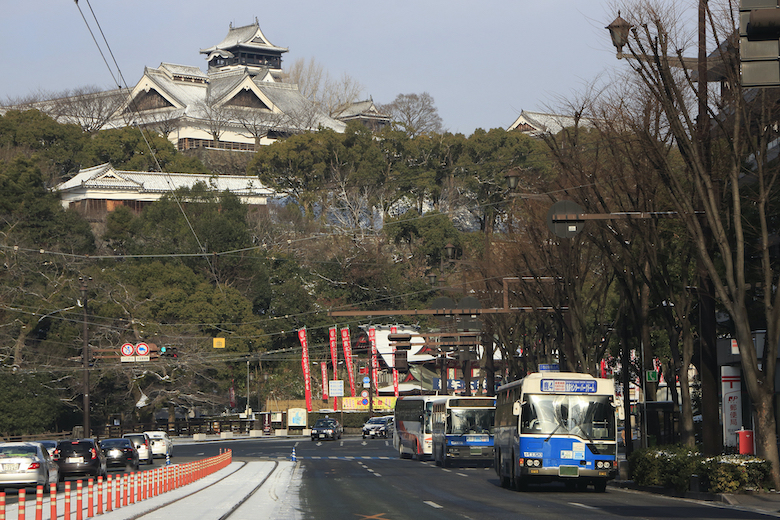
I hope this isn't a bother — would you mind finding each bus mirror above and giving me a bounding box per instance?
[512,402,521,416]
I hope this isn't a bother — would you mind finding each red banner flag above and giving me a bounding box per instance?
[329,326,339,410]
[298,328,313,412]
[321,362,329,401]
[369,327,379,391]
[391,326,399,397]
[341,327,356,397]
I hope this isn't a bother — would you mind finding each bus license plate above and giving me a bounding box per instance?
[470,447,482,456]
[559,466,579,477]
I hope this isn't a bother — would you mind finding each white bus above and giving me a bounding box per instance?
[494,372,618,492]
[393,395,438,460]
[431,396,495,467]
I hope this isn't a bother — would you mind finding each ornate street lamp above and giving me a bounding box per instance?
[504,169,521,190]
[606,12,632,59]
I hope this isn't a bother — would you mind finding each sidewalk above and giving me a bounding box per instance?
[610,480,780,517]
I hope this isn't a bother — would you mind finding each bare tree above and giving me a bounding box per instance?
[44,86,126,133]
[284,57,364,117]
[607,0,780,483]
[379,92,444,138]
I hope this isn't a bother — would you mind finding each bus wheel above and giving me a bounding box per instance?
[500,474,511,488]
[441,452,448,468]
[513,477,527,491]
[434,446,442,466]
[399,444,408,459]
[594,479,607,493]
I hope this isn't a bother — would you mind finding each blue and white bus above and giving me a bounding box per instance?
[432,396,495,467]
[494,372,617,492]
[394,395,437,460]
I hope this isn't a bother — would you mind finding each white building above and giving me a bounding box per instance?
[55,163,273,221]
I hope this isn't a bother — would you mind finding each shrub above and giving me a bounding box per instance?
[630,447,772,494]
[702,455,772,493]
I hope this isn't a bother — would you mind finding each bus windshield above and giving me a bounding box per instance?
[520,394,615,441]
[449,408,495,435]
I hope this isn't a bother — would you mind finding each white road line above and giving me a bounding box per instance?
[424,501,444,509]
[457,473,468,477]
[569,502,599,510]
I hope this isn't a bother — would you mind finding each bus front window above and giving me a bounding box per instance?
[449,409,495,435]
[520,394,615,441]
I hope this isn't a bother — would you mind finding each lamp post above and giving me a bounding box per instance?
[80,276,91,438]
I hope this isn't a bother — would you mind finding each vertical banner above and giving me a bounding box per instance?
[321,362,329,401]
[298,328,313,412]
[329,326,339,410]
[341,327,356,397]
[391,325,399,397]
[369,327,379,391]
[721,366,742,447]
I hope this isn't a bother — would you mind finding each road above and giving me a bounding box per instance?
[166,435,778,520]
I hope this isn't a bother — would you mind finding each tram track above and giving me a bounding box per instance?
[122,460,281,520]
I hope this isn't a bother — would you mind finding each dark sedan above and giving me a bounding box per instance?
[310,418,343,441]
[54,439,107,479]
[99,438,139,471]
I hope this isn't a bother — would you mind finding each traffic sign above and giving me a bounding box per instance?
[361,390,369,398]
[120,343,135,356]
[135,343,149,356]
[329,380,344,397]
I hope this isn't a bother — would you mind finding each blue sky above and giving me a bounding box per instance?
[1,1,669,135]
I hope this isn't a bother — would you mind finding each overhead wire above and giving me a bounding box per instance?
[72,0,222,294]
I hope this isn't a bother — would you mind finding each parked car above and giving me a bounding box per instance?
[311,418,343,441]
[362,416,393,439]
[53,439,107,479]
[37,440,58,458]
[144,431,173,459]
[0,442,59,489]
[121,433,153,465]
[99,438,139,471]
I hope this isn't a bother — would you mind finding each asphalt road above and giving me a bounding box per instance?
[169,436,778,520]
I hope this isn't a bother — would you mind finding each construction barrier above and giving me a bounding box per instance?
[0,450,232,520]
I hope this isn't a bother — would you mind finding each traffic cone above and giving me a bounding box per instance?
[290,447,297,462]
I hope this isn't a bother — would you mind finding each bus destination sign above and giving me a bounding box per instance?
[540,379,597,394]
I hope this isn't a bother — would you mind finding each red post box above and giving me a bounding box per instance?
[738,429,754,455]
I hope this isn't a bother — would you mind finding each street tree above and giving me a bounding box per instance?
[606,0,780,480]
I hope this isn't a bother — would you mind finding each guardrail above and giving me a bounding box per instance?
[0,449,232,520]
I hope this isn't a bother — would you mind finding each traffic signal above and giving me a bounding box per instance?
[394,351,408,372]
[160,346,179,359]
[740,0,780,87]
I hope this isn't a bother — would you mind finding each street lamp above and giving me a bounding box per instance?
[606,12,632,59]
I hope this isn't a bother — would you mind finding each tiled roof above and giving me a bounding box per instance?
[200,21,288,55]
[56,163,273,197]
[508,110,593,137]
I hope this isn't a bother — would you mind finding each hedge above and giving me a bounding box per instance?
[629,446,773,493]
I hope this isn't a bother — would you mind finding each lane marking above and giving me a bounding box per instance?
[424,501,444,509]
[569,502,599,510]
[457,473,468,477]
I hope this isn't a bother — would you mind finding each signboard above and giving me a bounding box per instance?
[329,380,344,397]
[362,376,370,388]
[287,408,307,427]
[341,396,397,411]
[540,379,597,393]
[721,366,743,447]
[646,370,659,383]
[213,338,225,349]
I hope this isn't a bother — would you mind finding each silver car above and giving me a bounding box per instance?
[0,442,59,488]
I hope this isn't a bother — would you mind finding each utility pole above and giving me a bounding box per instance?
[80,276,90,438]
